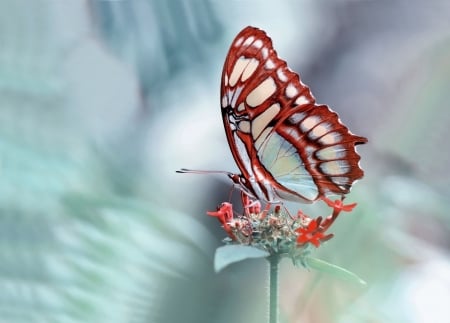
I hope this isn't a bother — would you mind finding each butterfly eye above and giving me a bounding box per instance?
[228,173,241,184]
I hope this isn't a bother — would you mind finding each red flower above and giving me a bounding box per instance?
[295,197,358,247]
[320,197,357,231]
[207,203,235,239]
[322,197,356,213]
[296,216,333,247]
[207,202,233,223]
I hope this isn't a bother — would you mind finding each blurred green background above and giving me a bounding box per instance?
[1,1,450,322]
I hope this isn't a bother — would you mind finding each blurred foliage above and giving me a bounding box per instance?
[0,1,224,323]
[89,0,223,97]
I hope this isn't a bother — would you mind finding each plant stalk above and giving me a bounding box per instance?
[268,254,280,323]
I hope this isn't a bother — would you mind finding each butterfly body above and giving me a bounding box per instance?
[220,26,367,203]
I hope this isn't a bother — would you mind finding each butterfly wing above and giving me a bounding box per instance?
[221,26,367,203]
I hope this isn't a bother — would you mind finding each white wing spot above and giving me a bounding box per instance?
[261,47,269,59]
[295,96,310,106]
[221,95,228,108]
[265,59,275,69]
[238,120,251,133]
[226,89,235,106]
[252,39,263,49]
[320,160,349,176]
[252,103,280,139]
[224,73,229,86]
[316,145,346,160]
[288,112,306,124]
[300,116,321,132]
[309,122,331,140]
[277,68,288,82]
[285,83,298,98]
[237,102,245,112]
[230,85,243,108]
[235,37,244,47]
[241,58,259,82]
[229,56,250,86]
[319,132,342,145]
[331,176,350,185]
[246,77,277,107]
[288,128,301,142]
[243,36,255,46]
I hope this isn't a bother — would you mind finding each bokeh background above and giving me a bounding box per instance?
[2,1,450,322]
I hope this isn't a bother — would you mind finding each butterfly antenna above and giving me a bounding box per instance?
[176,168,233,176]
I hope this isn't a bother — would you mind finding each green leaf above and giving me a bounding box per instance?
[214,245,270,272]
[303,256,367,286]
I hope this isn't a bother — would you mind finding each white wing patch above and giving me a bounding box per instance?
[241,58,259,82]
[309,122,331,140]
[252,103,280,139]
[331,176,350,185]
[238,120,251,133]
[295,96,310,106]
[288,112,306,124]
[243,36,255,46]
[319,132,342,145]
[234,36,244,47]
[252,39,263,49]
[265,59,275,69]
[261,47,269,59]
[316,145,346,160]
[320,160,350,176]
[229,57,250,87]
[221,95,227,108]
[300,116,322,132]
[230,85,243,108]
[285,83,298,98]
[277,68,288,82]
[246,77,277,107]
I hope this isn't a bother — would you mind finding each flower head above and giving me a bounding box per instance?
[295,217,333,248]
[207,202,235,239]
[207,194,359,258]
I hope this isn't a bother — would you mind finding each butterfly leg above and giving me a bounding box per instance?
[240,191,261,216]
[259,203,272,219]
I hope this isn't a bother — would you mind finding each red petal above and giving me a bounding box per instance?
[308,219,318,231]
[322,197,357,213]
[207,202,233,224]
[310,239,321,248]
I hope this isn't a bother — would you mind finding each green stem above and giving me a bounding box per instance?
[268,254,280,323]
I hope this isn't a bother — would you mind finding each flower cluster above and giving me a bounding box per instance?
[207,194,357,256]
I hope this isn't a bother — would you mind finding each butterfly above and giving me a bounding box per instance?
[180,26,367,204]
